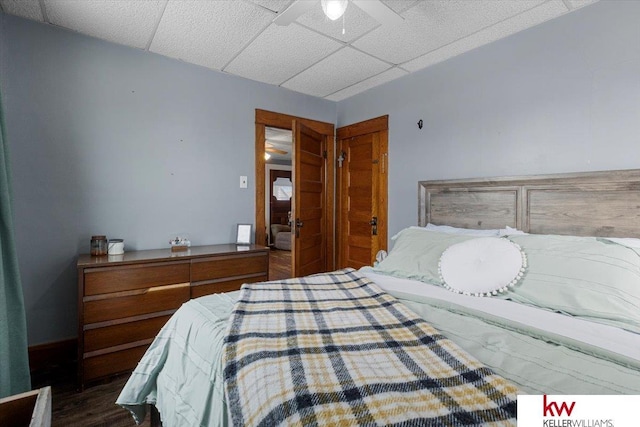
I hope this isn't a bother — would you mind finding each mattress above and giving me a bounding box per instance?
[361,269,640,394]
[116,269,640,426]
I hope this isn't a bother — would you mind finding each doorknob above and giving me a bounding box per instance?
[370,216,378,236]
[295,218,303,238]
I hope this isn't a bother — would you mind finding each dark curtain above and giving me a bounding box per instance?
[0,88,31,397]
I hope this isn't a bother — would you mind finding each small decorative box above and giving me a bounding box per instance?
[169,237,191,252]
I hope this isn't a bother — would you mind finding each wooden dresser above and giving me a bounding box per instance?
[77,244,269,389]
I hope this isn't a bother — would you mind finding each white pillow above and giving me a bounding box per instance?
[438,237,526,297]
[425,223,501,236]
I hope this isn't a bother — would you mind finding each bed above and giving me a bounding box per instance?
[116,169,640,426]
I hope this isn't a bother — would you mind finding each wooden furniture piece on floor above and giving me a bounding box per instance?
[0,386,52,427]
[77,244,269,390]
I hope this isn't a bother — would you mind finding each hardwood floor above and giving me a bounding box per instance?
[269,248,291,281]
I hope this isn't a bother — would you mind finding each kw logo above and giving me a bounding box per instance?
[543,395,576,417]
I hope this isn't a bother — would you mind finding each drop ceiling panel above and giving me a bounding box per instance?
[402,0,569,72]
[326,67,409,101]
[282,47,391,97]
[382,0,421,14]
[566,0,599,10]
[44,0,165,49]
[0,0,43,21]
[150,1,274,71]
[225,23,342,85]
[0,0,602,101]
[248,0,293,13]
[353,0,547,65]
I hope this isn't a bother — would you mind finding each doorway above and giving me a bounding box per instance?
[266,162,293,281]
[254,109,335,278]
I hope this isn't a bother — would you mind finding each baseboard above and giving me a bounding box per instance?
[28,338,77,373]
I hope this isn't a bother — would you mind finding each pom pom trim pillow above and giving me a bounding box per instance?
[438,237,527,297]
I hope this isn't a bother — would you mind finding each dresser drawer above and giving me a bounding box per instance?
[84,345,149,382]
[191,253,268,282]
[84,262,190,296]
[77,244,270,388]
[191,274,267,299]
[84,314,172,353]
[83,283,189,324]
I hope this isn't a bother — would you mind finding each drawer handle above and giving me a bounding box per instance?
[147,282,189,293]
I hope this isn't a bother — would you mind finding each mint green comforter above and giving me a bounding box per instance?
[117,287,640,426]
[392,290,640,395]
[117,291,240,427]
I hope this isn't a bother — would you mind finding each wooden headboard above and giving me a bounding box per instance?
[419,169,640,238]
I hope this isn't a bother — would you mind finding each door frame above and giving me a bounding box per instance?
[336,115,389,268]
[255,109,335,272]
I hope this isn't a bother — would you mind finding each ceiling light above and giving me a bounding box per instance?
[264,152,271,160]
[321,0,348,21]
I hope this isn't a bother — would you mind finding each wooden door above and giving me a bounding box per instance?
[292,120,327,276]
[337,116,388,269]
[255,110,335,273]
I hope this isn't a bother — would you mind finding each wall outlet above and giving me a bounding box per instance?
[240,175,248,188]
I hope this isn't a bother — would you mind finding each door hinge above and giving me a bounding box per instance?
[323,150,327,159]
[337,151,346,168]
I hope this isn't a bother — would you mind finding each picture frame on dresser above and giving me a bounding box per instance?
[236,223,252,245]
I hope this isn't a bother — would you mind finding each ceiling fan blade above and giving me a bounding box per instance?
[352,0,404,26]
[273,0,318,26]
[266,146,288,155]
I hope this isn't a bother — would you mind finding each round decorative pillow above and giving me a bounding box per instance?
[438,237,527,297]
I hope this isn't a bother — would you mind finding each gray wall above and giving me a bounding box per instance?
[0,14,335,345]
[337,0,640,241]
[2,0,638,346]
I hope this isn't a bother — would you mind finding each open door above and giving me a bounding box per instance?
[255,109,335,278]
[292,120,327,276]
[337,116,388,269]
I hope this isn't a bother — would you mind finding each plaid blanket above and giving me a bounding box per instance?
[223,269,517,426]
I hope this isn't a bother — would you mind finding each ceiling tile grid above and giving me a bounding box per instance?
[225,22,342,85]
[352,0,548,65]
[326,67,409,101]
[382,0,422,14]
[0,0,43,21]
[281,46,391,97]
[249,0,293,14]
[402,0,570,72]
[149,0,274,71]
[566,0,599,9]
[0,0,601,101]
[44,0,166,49]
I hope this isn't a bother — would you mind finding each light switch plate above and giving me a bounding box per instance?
[240,176,248,188]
